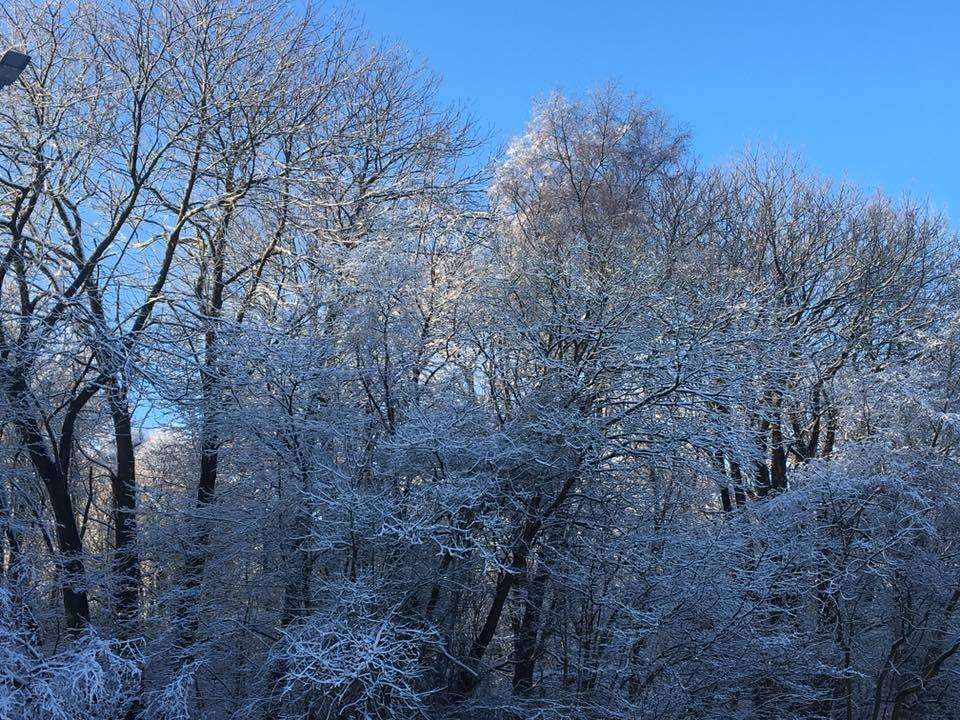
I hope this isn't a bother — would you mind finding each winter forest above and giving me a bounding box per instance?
[2,2,960,719]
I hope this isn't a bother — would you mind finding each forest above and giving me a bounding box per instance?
[2,1,960,719]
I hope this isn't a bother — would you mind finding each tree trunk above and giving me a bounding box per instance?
[179,205,228,648]
[768,391,787,491]
[3,369,90,629]
[45,470,90,630]
[512,548,551,695]
[23,432,87,623]
[730,461,747,507]
[822,405,838,458]
[713,450,733,512]
[178,351,220,649]
[108,384,141,626]
[453,514,539,699]
[770,419,787,492]
[453,558,524,698]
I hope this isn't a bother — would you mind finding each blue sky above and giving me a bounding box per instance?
[355,1,958,218]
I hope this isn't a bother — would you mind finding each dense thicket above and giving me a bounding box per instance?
[2,2,960,719]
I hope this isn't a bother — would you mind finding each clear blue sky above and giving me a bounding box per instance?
[354,0,958,219]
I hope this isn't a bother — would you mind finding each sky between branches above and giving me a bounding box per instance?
[354,0,959,218]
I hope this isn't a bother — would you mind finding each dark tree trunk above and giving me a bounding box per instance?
[425,553,454,620]
[770,418,788,492]
[822,405,838,458]
[713,450,733,512]
[45,472,90,630]
[179,204,229,649]
[754,414,772,497]
[20,423,88,625]
[0,486,22,576]
[769,390,787,491]
[281,542,317,625]
[3,369,90,629]
[70,240,143,628]
[730,461,747,507]
[108,385,141,626]
[453,465,578,699]
[453,554,525,698]
[178,336,220,649]
[512,549,551,695]
[453,512,540,699]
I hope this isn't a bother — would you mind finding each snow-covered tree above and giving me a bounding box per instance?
[2,3,958,719]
